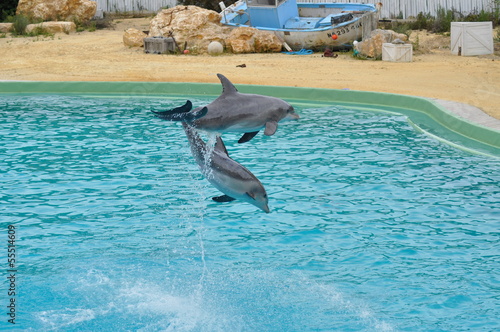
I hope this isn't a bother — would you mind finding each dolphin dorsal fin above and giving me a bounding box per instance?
[217,74,238,94]
[214,136,229,156]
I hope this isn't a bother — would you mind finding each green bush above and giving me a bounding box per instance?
[11,14,29,35]
[432,7,457,33]
[414,12,432,30]
[387,4,499,34]
[464,8,500,25]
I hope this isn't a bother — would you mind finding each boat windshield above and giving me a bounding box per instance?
[247,0,286,8]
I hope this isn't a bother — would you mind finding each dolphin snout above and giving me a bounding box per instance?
[286,106,300,120]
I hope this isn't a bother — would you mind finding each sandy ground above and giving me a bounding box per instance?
[1,18,499,120]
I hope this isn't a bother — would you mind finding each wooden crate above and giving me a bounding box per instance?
[382,43,413,62]
[451,22,493,56]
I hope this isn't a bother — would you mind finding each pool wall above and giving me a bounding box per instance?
[1,81,499,155]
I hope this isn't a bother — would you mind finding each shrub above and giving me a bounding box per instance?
[432,7,457,33]
[11,14,29,35]
[414,12,432,30]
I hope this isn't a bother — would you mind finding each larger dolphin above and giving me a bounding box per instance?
[182,122,270,213]
[153,74,299,143]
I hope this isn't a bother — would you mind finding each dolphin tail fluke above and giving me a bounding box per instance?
[185,107,208,122]
[238,131,259,143]
[152,100,192,119]
[212,195,236,202]
[152,100,207,123]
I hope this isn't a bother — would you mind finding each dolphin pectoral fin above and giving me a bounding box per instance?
[212,195,236,203]
[264,121,278,136]
[152,100,193,119]
[238,131,259,143]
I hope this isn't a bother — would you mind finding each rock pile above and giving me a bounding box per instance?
[123,28,147,48]
[16,0,97,23]
[354,29,408,58]
[26,22,76,34]
[0,23,13,33]
[0,21,76,35]
[226,27,282,54]
[148,6,229,53]
[145,5,283,54]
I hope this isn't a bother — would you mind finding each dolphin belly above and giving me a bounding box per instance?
[207,169,252,201]
[219,123,264,133]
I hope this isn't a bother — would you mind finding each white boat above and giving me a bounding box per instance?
[220,0,378,51]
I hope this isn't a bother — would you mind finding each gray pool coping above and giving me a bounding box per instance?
[431,98,500,131]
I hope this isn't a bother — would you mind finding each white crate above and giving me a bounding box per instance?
[451,22,493,56]
[382,43,413,62]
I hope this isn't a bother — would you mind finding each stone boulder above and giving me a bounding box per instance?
[123,28,147,47]
[0,23,13,33]
[225,27,282,53]
[16,0,97,23]
[149,5,230,54]
[354,29,408,58]
[26,21,76,34]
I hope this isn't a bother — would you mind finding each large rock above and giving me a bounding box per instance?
[149,5,230,54]
[123,28,147,47]
[16,0,97,23]
[355,29,408,58]
[0,23,13,33]
[225,27,282,53]
[253,29,283,53]
[26,21,76,34]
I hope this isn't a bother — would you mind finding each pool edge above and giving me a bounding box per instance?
[1,81,499,152]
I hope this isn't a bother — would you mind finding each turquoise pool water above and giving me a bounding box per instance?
[1,94,499,331]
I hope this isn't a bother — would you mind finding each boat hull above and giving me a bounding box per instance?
[220,1,377,51]
[275,19,364,51]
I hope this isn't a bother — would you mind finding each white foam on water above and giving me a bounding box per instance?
[312,281,397,332]
[36,308,97,331]
[116,280,246,332]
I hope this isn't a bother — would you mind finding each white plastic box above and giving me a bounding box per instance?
[382,43,413,62]
[451,22,493,56]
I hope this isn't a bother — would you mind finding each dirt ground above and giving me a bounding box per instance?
[1,18,499,120]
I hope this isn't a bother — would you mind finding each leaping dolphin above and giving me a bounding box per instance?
[153,74,299,143]
[182,122,270,213]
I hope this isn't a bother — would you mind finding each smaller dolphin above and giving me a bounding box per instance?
[153,74,299,143]
[182,122,270,213]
